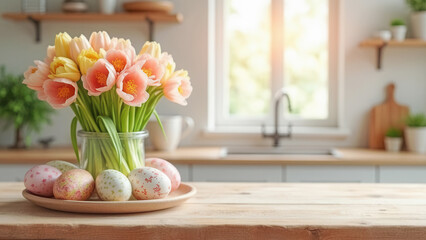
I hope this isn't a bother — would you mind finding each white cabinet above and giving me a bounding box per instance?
[192,165,283,182]
[379,166,426,183]
[174,164,191,182]
[0,164,35,182]
[4,163,426,184]
[285,165,377,183]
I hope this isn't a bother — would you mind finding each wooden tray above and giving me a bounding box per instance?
[22,183,195,213]
[123,1,173,13]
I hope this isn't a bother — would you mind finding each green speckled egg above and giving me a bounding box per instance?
[96,169,132,201]
[46,160,79,173]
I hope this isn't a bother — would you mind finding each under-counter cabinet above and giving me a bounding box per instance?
[379,166,426,183]
[173,164,191,182]
[285,165,377,183]
[192,165,283,182]
[0,164,36,182]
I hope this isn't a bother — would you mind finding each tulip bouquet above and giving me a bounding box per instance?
[23,31,192,177]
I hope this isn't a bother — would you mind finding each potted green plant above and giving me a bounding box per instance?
[405,113,426,153]
[406,0,426,40]
[390,19,407,41]
[0,66,53,148]
[384,127,403,152]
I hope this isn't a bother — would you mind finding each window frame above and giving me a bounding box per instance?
[209,0,344,132]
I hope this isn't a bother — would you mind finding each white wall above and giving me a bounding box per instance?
[0,0,424,149]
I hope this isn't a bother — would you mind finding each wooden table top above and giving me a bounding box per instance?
[2,182,426,239]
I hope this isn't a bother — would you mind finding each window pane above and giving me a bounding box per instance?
[284,0,328,119]
[226,0,271,117]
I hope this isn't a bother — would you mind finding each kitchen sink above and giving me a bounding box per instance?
[225,146,332,155]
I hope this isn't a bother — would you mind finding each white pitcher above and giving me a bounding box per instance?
[146,116,194,152]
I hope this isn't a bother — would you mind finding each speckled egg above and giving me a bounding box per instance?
[53,169,94,201]
[146,158,181,192]
[46,160,79,173]
[128,167,171,200]
[96,169,132,201]
[24,165,61,197]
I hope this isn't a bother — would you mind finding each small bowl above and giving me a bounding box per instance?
[123,1,173,13]
[373,30,391,42]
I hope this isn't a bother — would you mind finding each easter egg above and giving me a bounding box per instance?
[128,167,171,200]
[53,169,94,201]
[96,169,132,201]
[24,165,61,197]
[46,160,79,173]
[145,158,181,192]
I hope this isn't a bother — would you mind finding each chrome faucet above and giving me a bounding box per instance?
[262,89,292,147]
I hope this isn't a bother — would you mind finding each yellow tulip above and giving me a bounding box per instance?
[54,32,72,58]
[77,48,103,75]
[139,41,161,59]
[160,53,176,85]
[49,57,81,82]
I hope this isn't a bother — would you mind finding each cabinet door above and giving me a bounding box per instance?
[286,165,376,183]
[0,164,35,182]
[173,164,191,182]
[379,166,426,183]
[192,165,283,182]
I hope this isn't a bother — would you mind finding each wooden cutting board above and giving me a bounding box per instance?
[369,83,409,149]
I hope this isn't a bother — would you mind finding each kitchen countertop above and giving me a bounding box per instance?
[2,182,426,239]
[1,147,426,165]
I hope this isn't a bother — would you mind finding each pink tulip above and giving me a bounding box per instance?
[110,38,136,63]
[82,59,116,96]
[135,53,164,86]
[23,60,50,92]
[37,90,47,101]
[89,31,111,52]
[69,34,91,62]
[116,65,149,107]
[44,46,56,65]
[163,70,192,106]
[43,78,78,109]
[105,49,131,74]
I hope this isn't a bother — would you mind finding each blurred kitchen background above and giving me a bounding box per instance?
[1,0,426,183]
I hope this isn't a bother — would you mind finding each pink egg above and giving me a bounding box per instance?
[128,167,171,200]
[146,158,181,192]
[24,165,61,197]
[53,169,94,201]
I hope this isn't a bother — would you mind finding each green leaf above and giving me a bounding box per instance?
[71,117,80,164]
[153,110,167,138]
[120,105,130,132]
[97,116,123,171]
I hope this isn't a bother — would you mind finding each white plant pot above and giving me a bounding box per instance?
[411,11,426,40]
[385,137,402,152]
[391,26,407,41]
[99,0,116,14]
[405,127,426,153]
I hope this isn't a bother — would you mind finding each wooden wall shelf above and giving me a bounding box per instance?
[359,38,426,70]
[2,12,183,42]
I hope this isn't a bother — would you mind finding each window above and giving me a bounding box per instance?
[211,0,342,130]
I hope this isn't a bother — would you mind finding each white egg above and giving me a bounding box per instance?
[128,167,171,200]
[96,169,132,201]
[46,160,79,173]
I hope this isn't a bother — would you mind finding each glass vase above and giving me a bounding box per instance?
[78,131,148,178]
